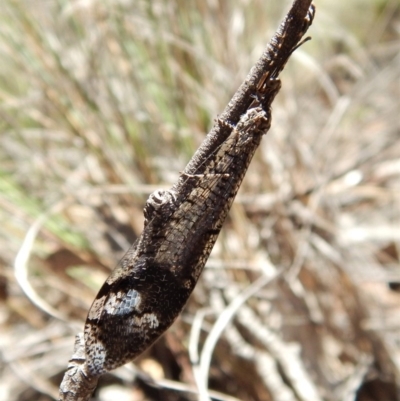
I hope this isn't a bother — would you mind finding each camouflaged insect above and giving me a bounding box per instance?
[59,3,315,400]
[83,107,271,376]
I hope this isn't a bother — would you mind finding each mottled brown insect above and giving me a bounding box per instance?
[59,2,315,400]
[84,106,271,375]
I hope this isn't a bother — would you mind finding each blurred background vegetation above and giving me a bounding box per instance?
[0,0,399,400]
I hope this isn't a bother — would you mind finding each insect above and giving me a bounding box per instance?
[59,3,315,400]
[83,106,272,376]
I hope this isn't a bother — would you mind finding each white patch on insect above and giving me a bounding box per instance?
[103,289,142,316]
[87,338,107,375]
[88,296,106,320]
[134,313,159,329]
[148,189,177,210]
[144,189,177,225]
